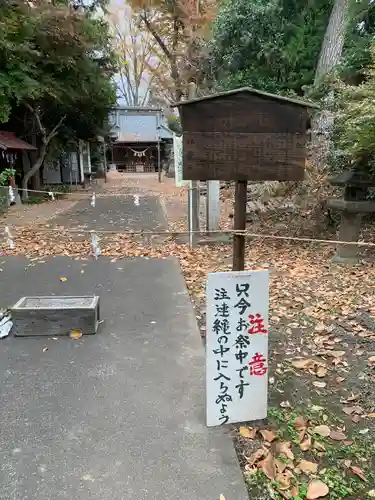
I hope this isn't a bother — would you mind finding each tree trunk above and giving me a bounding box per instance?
[21,142,48,200]
[312,0,350,170]
[314,0,349,84]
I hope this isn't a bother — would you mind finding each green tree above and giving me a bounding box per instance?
[0,0,116,197]
[205,0,332,96]
[328,45,375,176]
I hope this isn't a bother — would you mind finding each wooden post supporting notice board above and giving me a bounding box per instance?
[233,180,247,271]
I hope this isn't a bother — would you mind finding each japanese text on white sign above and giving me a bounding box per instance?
[206,270,269,427]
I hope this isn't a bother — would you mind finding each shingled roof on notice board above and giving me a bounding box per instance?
[171,87,319,109]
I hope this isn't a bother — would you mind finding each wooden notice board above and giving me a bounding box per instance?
[173,87,317,182]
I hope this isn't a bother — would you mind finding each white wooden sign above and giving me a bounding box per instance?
[206,270,269,427]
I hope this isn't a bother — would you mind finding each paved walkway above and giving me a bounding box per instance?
[0,194,248,499]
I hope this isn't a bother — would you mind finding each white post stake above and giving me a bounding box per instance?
[91,232,101,259]
[8,185,15,204]
[206,269,269,427]
[4,226,14,249]
[48,191,55,201]
[90,192,96,207]
[206,180,221,232]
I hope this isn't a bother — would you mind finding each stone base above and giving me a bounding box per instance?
[11,296,100,337]
[331,255,361,266]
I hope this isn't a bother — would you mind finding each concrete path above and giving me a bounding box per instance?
[51,195,167,233]
[0,256,248,500]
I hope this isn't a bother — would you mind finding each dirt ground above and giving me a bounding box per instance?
[1,172,375,499]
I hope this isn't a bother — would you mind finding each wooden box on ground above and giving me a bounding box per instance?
[173,87,318,182]
[11,296,100,337]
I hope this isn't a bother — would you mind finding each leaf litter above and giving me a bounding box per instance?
[2,181,375,499]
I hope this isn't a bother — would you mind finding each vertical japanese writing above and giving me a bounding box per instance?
[206,270,269,427]
[233,283,251,399]
[213,287,232,424]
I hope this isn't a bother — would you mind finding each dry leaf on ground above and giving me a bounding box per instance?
[260,429,277,442]
[258,452,276,480]
[350,465,367,482]
[316,366,328,377]
[330,430,347,441]
[275,470,293,491]
[313,425,330,437]
[300,435,312,451]
[299,459,318,474]
[219,495,226,500]
[276,441,294,460]
[313,381,327,388]
[306,480,329,499]
[239,426,257,439]
[246,447,268,467]
[69,330,82,340]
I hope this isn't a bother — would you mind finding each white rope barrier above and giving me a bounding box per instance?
[1,226,375,247]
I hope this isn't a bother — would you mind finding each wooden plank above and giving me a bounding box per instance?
[182,95,308,134]
[183,132,306,181]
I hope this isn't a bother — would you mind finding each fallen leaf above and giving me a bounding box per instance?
[239,426,257,439]
[299,459,318,474]
[313,425,330,437]
[313,441,326,452]
[294,415,308,441]
[300,435,312,451]
[258,452,276,480]
[313,381,327,388]
[274,458,287,474]
[342,407,356,415]
[328,350,346,358]
[350,465,367,482]
[275,470,293,491]
[59,276,67,282]
[290,485,299,497]
[316,366,328,378]
[343,440,354,446]
[246,447,268,467]
[277,441,294,460]
[69,330,82,340]
[330,430,347,441]
[291,358,315,369]
[306,480,329,499]
[43,346,48,352]
[366,413,375,418]
[359,428,369,435]
[260,429,277,442]
[344,393,360,403]
[219,495,225,500]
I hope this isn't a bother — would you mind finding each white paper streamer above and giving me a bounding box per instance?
[0,313,12,338]
[4,226,14,249]
[91,193,96,207]
[133,195,140,206]
[91,232,101,259]
[8,185,15,203]
[48,191,55,201]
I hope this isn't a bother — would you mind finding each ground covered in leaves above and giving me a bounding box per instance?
[1,173,375,499]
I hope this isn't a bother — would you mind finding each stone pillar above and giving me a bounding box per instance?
[333,211,362,264]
